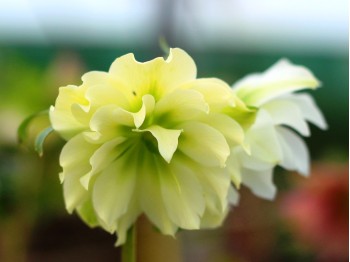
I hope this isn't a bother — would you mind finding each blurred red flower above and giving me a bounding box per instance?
[280,163,349,261]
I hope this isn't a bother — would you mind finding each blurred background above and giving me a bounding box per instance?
[0,0,348,261]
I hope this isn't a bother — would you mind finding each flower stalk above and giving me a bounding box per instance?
[122,225,137,262]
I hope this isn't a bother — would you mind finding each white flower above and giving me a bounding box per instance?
[231,59,327,199]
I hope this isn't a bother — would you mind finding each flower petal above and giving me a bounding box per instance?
[196,166,231,213]
[183,78,236,110]
[263,99,310,136]
[92,149,138,228]
[63,173,89,214]
[139,153,178,235]
[227,185,240,206]
[132,94,155,128]
[158,48,197,94]
[176,153,231,213]
[114,194,141,246]
[80,137,128,189]
[154,89,209,125]
[200,113,245,147]
[276,126,310,176]
[109,48,196,100]
[245,110,282,164]
[200,207,229,229]
[136,125,182,163]
[242,168,276,200]
[59,134,98,182]
[284,93,328,130]
[76,199,99,228]
[233,59,320,106]
[59,134,99,212]
[84,75,130,110]
[108,53,150,99]
[86,105,133,143]
[222,97,257,131]
[49,85,89,140]
[178,122,230,167]
[225,150,242,187]
[159,157,205,229]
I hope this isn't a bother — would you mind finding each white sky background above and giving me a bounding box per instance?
[0,0,347,55]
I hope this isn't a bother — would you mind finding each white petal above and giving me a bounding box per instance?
[284,93,328,130]
[135,125,182,163]
[276,127,310,176]
[178,122,230,168]
[245,110,282,164]
[233,59,320,106]
[263,99,310,136]
[238,151,275,171]
[242,168,276,200]
[227,185,240,206]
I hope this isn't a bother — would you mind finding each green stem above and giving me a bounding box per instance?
[122,225,137,262]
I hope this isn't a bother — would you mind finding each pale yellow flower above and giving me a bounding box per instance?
[50,48,254,245]
[231,59,327,199]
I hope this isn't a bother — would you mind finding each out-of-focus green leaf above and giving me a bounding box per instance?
[17,110,49,144]
[34,126,54,157]
[159,36,170,57]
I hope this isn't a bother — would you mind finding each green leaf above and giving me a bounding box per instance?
[34,126,54,157]
[159,36,170,57]
[17,110,49,144]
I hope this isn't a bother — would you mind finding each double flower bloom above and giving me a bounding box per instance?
[50,48,326,245]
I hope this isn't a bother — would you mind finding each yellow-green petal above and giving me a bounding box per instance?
[178,122,230,167]
[154,89,209,125]
[159,159,205,229]
[80,137,127,189]
[136,125,182,163]
[139,153,178,236]
[92,150,138,228]
[49,85,89,140]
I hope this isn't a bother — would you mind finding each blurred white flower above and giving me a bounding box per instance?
[231,59,327,199]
